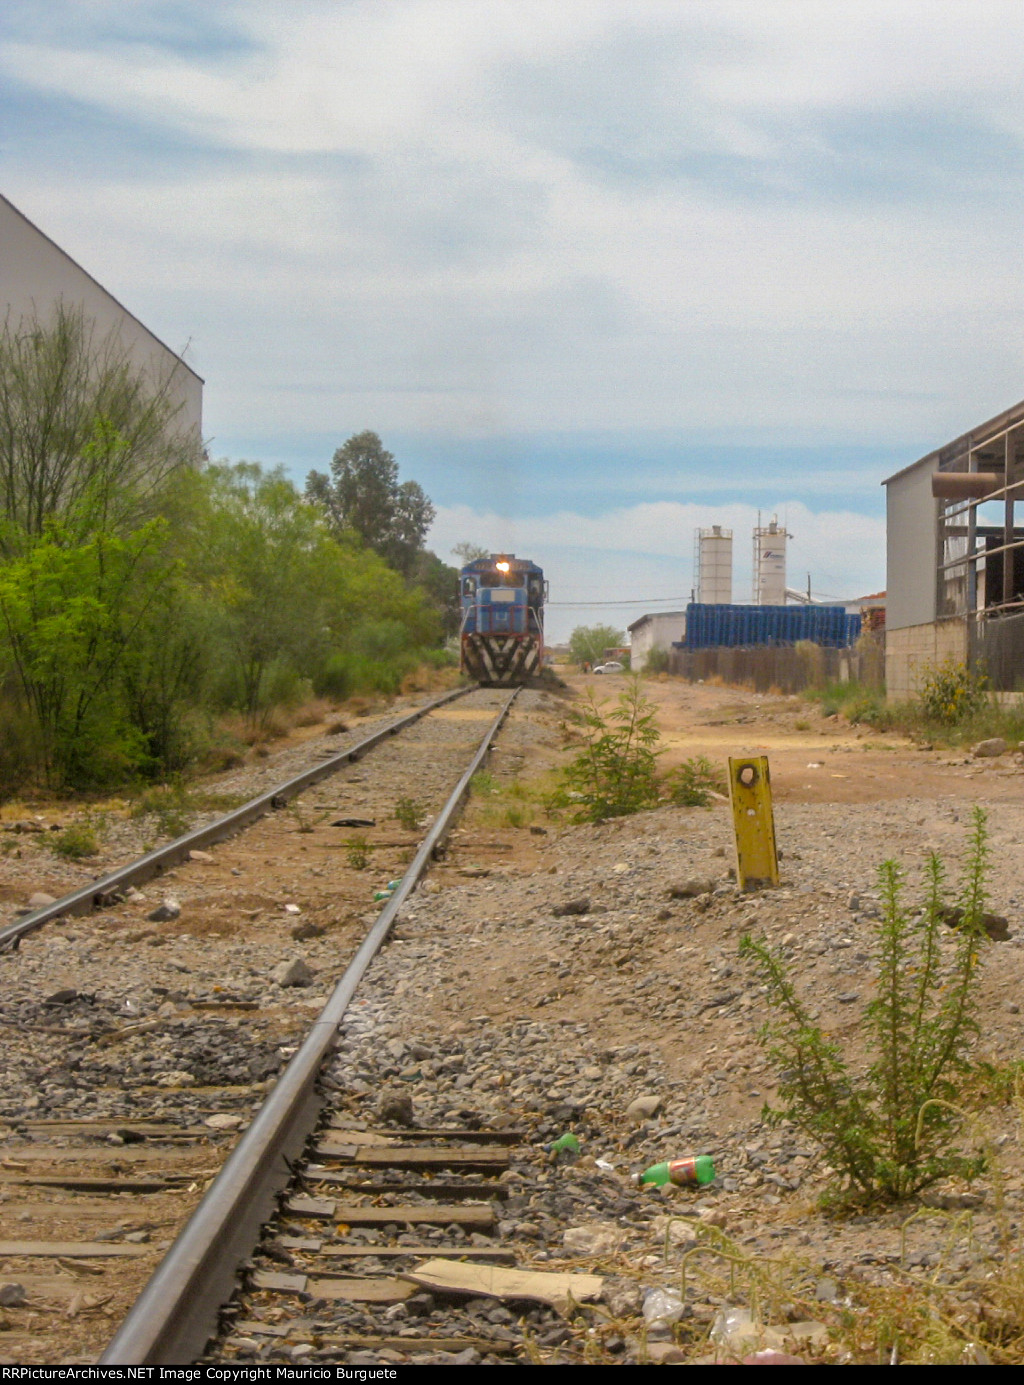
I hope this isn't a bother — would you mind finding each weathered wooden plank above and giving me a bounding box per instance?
[285,1196,336,1219]
[250,1271,416,1305]
[307,1277,416,1304]
[232,1321,291,1338]
[316,1335,518,1355]
[405,1260,603,1312]
[251,1270,307,1293]
[308,1173,508,1200]
[23,1119,197,1132]
[275,1236,323,1251]
[5,1176,178,1192]
[327,1122,522,1145]
[332,1204,495,1228]
[0,1240,150,1258]
[0,1273,113,1302]
[319,1245,515,1264]
[315,1141,509,1170]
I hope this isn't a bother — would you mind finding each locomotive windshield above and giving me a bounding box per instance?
[480,569,525,588]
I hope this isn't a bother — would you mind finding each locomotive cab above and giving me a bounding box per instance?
[459,554,546,684]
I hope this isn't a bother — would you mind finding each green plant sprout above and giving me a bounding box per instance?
[740,808,991,1206]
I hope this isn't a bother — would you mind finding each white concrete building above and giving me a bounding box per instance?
[0,192,202,438]
[627,611,687,671]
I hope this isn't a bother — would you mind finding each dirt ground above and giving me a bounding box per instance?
[5,673,1024,1364]
[577,669,1024,806]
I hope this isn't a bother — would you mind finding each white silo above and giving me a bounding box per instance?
[753,518,789,605]
[695,525,733,603]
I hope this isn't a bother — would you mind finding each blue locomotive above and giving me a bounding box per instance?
[459,554,547,684]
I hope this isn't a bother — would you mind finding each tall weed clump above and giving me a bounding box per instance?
[741,809,991,1206]
[552,675,662,822]
[917,660,989,725]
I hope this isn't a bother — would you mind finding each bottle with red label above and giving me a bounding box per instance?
[634,1155,715,1188]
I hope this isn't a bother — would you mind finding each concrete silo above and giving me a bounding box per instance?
[753,518,789,605]
[694,525,733,603]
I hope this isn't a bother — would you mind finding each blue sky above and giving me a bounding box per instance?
[3,1,1024,639]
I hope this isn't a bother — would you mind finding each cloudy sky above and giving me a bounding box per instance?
[3,1,1024,640]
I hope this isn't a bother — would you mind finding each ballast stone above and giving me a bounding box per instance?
[668,877,716,899]
[973,738,1008,757]
[147,899,181,922]
[626,1094,663,1122]
[272,957,314,987]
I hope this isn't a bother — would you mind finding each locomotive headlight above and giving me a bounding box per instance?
[496,561,510,572]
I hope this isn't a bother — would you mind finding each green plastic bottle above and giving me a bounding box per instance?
[635,1156,715,1188]
[546,1132,580,1155]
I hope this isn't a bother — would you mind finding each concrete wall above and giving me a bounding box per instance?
[886,459,938,630]
[885,618,968,701]
[0,194,202,438]
[629,612,686,670]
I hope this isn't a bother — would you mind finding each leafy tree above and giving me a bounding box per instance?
[188,462,440,719]
[569,623,625,667]
[0,304,200,551]
[413,548,462,638]
[187,463,349,720]
[0,518,177,785]
[306,431,435,578]
[452,541,489,564]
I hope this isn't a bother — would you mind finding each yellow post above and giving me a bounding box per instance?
[728,756,779,891]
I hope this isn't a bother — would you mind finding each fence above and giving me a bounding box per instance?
[970,611,1024,691]
[667,634,885,695]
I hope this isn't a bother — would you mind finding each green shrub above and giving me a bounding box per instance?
[644,647,671,675]
[805,680,888,727]
[345,835,370,869]
[917,660,989,725]
[130,782,195,837]
[664,755,725,806]
[740,809,991,1207]
[51,819,102,859]
[394,796,424,831]
[551,676,662,822]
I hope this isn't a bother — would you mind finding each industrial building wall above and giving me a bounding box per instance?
[886,461,938,630]
[0,195,202,438]
[629,613,686,670]
[884,618,967,700]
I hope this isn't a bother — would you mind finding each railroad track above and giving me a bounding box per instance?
[1,684,569,1366]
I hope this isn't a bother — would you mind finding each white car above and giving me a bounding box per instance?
[593,661,624,674]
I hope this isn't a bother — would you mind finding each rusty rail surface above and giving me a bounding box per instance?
[0,685,474,954]
[100,687,519,1365]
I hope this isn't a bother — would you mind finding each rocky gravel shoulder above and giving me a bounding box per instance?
[3,679,1024,1363]
[318,752,1024,1363]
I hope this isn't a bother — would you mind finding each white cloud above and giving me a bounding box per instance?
[2,1,1024,505]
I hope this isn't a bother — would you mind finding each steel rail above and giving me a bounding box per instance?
[0,684,474,954]
[100,687,519,1365]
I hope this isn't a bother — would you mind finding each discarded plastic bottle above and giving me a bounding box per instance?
[546,1132,580,1156]
[634,1155,715,1188]
[373,880,404,902]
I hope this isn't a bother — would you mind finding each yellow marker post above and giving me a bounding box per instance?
[728,756,779,891]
